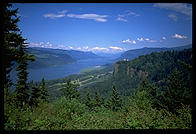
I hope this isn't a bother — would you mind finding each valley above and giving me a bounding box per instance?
[3,3,192,130]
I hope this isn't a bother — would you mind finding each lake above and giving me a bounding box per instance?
[26,58,113,82]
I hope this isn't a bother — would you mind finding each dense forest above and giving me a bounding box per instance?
[2,3,192,130]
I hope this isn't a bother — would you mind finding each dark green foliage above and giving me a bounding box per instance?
[16,44,33,107]
[4,93,192,130]
[30,78,49,106]
[124,90,192,129]
[93,89,104,108]
[106,85,123,111]
[1,3,20,86]
[60,79,80,100]
[1,3,34,86]
[30,85,42,107]
[40,78,49,102]
[159,68,192,113]
[85,88,94,110]
[1,3,35,107]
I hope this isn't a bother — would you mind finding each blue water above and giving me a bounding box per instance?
[25,58,113,82]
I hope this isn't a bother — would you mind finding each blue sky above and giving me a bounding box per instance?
[12,3,192,54]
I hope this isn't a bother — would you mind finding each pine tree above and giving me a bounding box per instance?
[60,79,80,100]
[106,85,122,111]
[15,41,34,107]
[1,3,35,108]
[30,85,42,107]
[94,90,100,107]
[85,88,93,110]
[1,3,34,86]
[1,3,20,86]
[160,68,191,113]
[40,77,49,102]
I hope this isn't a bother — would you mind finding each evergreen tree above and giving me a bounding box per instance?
[85,88,93,110]
[1,3,20,86]
[30,85,42,107]
[106,85,122,111]
[60,79,80,100]
[94,89,102,107]
[15,44,34,107]
[137,77,148,92]
[40,77,49,102]
[1,3,35,107]
[160,68,191,113]
[1,3,34,87]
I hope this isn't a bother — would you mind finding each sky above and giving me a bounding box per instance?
[12,3,192,54]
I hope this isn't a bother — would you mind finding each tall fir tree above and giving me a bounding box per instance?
[1,3,34,107]
[106,85,122,111]
[30,85,42,107]
[94,89,104,107]
[1,3,20,86]
[40,77,49,102]
[15,38,34,107]
[1,3,34,86]
[85,88,93,110]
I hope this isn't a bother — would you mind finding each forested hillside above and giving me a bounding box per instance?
[119,44,192,60]
[27,47,76,69]
[27,47,101,69]
[3,3,192,130]
[4,48,193,130]
[79,48,192,99]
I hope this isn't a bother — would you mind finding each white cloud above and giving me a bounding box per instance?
[28,42,54,48]
[28,42,125,53]
[168,13,178,21]
[162,37,166,40]
[126,11,140,17]
[137,38,144,42]
[109,46,123,51]
[43,13,65,19]
[172,34,187,39]
[122,39,136,44]
[153,3,192,17]
[43,9,67,19]
[68,46,73,49]
[116,15,128,22]
[132,40,136,44]
[67,13,108,22]
[116,11,140,22]
[145,38,150,41]
[92,46,109,51]
[145,38,157,43]
[77,47,81,50]
[83,46,89,50]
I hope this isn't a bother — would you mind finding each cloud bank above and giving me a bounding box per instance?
[172,34,187,39]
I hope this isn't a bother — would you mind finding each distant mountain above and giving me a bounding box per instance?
[27,47,76,69]
[29,47,100,60]
[27,47,101,69]
[119,44,192,60]
[65,50,100,60]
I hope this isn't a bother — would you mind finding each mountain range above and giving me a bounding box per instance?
[119,44,192,60]
[27,47,100,69]
[27,44,192,69]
